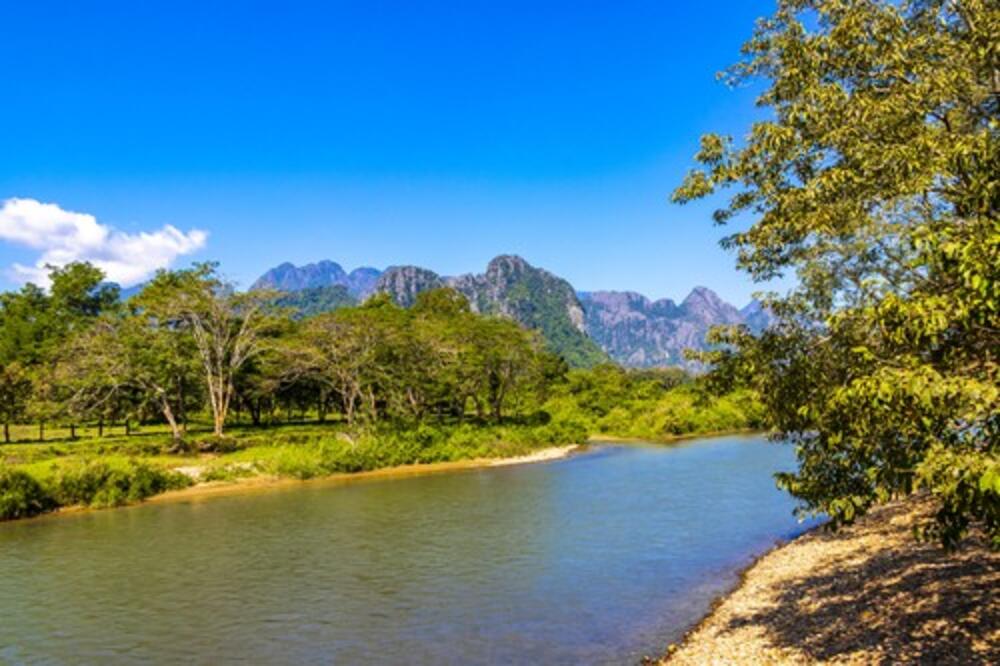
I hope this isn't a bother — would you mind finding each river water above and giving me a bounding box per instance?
[0,434,810,664]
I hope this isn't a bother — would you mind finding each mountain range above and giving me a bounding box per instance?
[251,256,772,369]
[251,260,381,298]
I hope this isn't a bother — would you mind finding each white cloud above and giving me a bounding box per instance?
[0,198,207,287]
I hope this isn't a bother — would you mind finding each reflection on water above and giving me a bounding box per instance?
[0,435,809,664]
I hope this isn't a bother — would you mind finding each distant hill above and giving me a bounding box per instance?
[250,260,381,298]
[374,255,608,368]
[251,256,773,370]
[579,287,771,369]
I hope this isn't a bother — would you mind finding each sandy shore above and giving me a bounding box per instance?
[147,444,580,506]
[661,499,999,665]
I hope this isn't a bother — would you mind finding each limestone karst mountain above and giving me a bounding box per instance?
[253,256,772,369]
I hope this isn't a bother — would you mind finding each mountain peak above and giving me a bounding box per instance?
[485,254,532,280]
[680,286,741,325]
[682,286,723,307]
[374,265,444,307]
[251,260,378,297]
[368,255,604,367]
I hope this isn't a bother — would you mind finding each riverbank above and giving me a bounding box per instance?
[147,444,580,506]
[660,499,999,665]
[1,442,582,522]
[0,420,593,522]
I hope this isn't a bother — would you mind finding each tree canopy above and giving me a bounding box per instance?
[674,0,998,547]
[0,264,566,443]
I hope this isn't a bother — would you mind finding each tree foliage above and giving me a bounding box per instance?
[1,266,565,441]
[674,0,999,547]
[137,264,280,437]
[283,288,554,425]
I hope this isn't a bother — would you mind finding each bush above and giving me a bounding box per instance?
[0,467,56,520]
[54,460,191,508]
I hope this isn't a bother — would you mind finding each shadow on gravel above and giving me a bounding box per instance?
[724,503,999,665]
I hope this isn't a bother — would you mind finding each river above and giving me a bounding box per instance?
[0,434,811,664]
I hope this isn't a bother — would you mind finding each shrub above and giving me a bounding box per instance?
[0,467,56,520]
[55,460,191,508]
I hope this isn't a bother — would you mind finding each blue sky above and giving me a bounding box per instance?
[0,0,781,305]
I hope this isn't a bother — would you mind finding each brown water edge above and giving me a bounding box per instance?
[658,498,1000,665]
[13,444,582,525]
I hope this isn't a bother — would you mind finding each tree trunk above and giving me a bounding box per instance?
[125,419,130,436]
[98,419,104,437]
[215,400,224,436]
[70,423,76,439]
[160,398,182,441]
[3,422,9,443]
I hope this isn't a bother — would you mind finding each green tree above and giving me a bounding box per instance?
[139,264,279,437]
[0,362,31,443]
[674,0,998,546]
[0,263,121,440]
[0,262,119,365]
[60,313,202,442]
[285,302,386,425]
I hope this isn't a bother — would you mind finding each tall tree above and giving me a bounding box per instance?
[674,0,998,546]
[140,264,278,438]
[287,296,403,424]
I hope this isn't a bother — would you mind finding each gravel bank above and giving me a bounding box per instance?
[662,500,999,665]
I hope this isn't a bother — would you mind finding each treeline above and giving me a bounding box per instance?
[547,363,764,439]
[0,262,568,444]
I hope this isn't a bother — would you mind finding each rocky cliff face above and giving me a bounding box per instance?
[374,255,606,367]
[373,266,445,307]
[251,260,381,298]
[578,287,772,369]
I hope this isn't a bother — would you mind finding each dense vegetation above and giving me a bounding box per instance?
[545,364,763,439]
[0,262,758,521]
[674,0,998,547]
